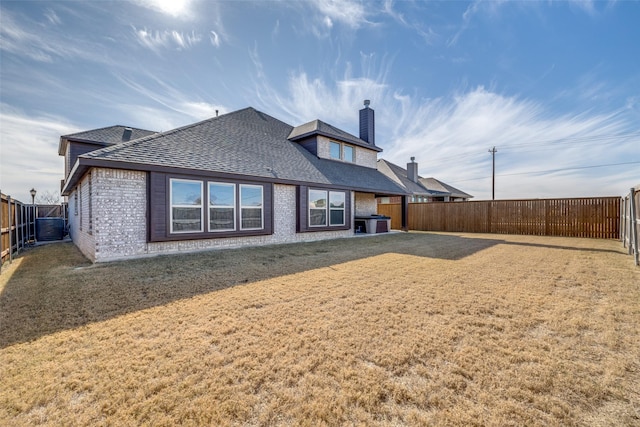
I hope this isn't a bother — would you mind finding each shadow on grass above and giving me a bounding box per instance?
[0,232,620,348]
[500,239,623,254]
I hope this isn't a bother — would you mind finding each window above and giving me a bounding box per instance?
[149,173,273,241]
[170,179,203,233]
[329,141,355,163]
[308,189,346,227]
[343,145,354,163]
[209,182,235,231]
[330,141,341,160]
[240,184,263,230]
[309,189,328,227]
[296,186,350,233]
[329,191,345,225]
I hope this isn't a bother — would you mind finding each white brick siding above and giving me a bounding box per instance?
[354,147,378,168]
[92,169,148,261]
[73,168,359,262]
[316,135,378,169]
[67,173,95,261]
[354,192,377,216]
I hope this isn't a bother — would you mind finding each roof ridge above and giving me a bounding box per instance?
[62,124,156,138]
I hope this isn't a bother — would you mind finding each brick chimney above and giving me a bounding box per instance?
[407,157,418,183]
[359,100,375,145]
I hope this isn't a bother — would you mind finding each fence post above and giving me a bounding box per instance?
[8,196,13,264]
[620,197,627,248]
[0,192,3,272]
[18,203,23,251]
[630,188,639,266]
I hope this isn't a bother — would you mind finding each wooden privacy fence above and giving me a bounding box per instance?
[1,193,36,271]
[378,196,621,239]
[621,185,640,266]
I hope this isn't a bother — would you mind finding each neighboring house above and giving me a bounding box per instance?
[377,158,473,203]
[59,103,408,262]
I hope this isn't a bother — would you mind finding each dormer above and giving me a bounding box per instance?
[287,101,382,169]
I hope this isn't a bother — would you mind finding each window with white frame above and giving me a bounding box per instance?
[329,141,355,163]
[309,189,328,226]
[240,184,263,230]
[208,182,235,231]
[308,189,346,227]
[170,179,203,233]
[343,145,354,163]
[330,141,341,160]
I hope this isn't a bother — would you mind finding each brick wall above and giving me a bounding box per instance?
[92,168,148,261]
[82,168,356,262]
[354,192,377,216]
[67,173,96,261]
[316,135,378,169]
[354,147,377,169]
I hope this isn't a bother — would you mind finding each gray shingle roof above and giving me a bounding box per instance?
[75,108,404,195]
[419,177,473,199]
[377,159,472,199]
[59,125,157,155]
[63,125,157,144]
[288,119,382,152]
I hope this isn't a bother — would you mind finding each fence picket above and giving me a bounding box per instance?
[378,196,622,239]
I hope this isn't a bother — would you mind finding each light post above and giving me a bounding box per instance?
[30,188,36,242]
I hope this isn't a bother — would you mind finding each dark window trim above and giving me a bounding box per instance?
[149,172,273,242]
[297,185,351,233]
[64,159,404,198]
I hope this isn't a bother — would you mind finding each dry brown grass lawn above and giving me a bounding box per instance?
[1,232,639,426]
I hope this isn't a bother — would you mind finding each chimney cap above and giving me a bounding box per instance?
[363,99,370,107]
[410,156,415,162]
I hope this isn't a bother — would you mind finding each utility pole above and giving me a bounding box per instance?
[489,146,497,200]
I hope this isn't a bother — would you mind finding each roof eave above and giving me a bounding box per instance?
[289,130,383,153]
[61,157,408,197]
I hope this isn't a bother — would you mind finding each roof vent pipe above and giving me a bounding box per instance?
[359,100,375,145]
[407,157,419,183]
[122,127,133,142]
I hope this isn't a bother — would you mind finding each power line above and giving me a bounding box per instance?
[449,161,640,184]
[421,131,640,166]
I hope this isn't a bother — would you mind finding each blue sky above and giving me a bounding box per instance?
[1,0,638,203]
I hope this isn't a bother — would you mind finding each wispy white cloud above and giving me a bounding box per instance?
[0,104,79,202]
[248,51,638,199]
[567,0,598,16]
[0,8,120,64]
[112,73,226,130]
[131,0,196,20]
[272,19,280,40]
[44,9,61,25]
[383,0,439,45]
[133,27,202,52]
[249,48,389,129]
[1,11,57,62]
[383,87,638,199]
[311,0,370,29]
[209,30,220,47]
[448,0,507,47]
